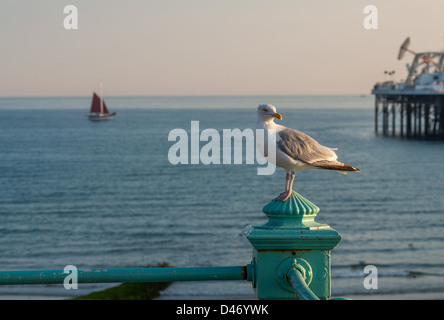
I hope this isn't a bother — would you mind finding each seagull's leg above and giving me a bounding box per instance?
[288,171,295,191]
[277,171,295,202]
[277,172,290,201]
[285,172,290,190]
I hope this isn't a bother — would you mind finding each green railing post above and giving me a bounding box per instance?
[243,191,341,300]
[1,192,344,300]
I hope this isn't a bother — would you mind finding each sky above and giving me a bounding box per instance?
[0,0,443,97]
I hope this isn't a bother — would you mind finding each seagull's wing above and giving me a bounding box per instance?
[277,128,338,163]
[277,127,360,172]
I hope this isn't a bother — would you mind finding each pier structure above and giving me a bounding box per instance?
[374,92,444,139]
[372,38,444,139]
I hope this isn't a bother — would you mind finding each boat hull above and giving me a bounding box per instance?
[88,112,116,121]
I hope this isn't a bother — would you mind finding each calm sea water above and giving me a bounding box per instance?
[1,95,444,300]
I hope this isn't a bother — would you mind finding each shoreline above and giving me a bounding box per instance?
[1,281,443,300]
[0,282,171,300]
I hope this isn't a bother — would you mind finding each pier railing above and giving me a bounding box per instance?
[0,191,343,300]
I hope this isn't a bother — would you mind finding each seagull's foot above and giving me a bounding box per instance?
[276,190,292,202]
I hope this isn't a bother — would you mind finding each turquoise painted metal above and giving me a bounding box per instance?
[0,266,251,285]
[243,191,341,300]
[287,265,319,300]
[0,191,343,300]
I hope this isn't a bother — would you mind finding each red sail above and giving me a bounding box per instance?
[90,92,110,114]
[102,100,109,114]
[90,93,101,113]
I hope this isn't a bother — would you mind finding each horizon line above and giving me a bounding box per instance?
[0,93,371,99]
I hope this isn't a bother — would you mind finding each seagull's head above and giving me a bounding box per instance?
[257,104,282,122]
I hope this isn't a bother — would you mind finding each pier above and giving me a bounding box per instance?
[372,38,444,140]
[373,92,444,139]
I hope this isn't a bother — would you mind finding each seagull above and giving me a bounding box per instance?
[257,104,360,202]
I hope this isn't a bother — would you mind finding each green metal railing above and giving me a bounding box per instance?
[0,263,325,300]
[0,265,251,285]
[0,191,345,300]
[286,267,320,300]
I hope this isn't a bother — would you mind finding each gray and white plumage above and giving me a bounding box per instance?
[257,103,359,179]
[276,126,359,174]
[257,104,359,172]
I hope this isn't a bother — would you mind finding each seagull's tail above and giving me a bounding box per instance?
[312,161,360,173]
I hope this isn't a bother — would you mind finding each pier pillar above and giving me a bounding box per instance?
[433,104,439,136]
[392,103,396,137]
[440,98,444,138]
[424,104,430,138]
[407,103,412,138]
[413,103,417,137]
[243,191,341,300]
[382,102,388,136]
[418,104,422,138]
[400,103,405,138]
[375,97,379,133]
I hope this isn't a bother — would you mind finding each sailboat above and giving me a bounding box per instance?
[88,83,116,121]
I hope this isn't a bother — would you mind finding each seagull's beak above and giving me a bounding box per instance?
[272,113,282,120]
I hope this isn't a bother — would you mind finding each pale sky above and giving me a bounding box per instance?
[0,0,443,96]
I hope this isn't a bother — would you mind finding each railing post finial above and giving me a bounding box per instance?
[243,191,341,300]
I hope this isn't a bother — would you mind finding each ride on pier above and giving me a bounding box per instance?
[372,37,444,140]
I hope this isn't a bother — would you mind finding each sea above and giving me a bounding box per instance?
[1,95,443,300]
